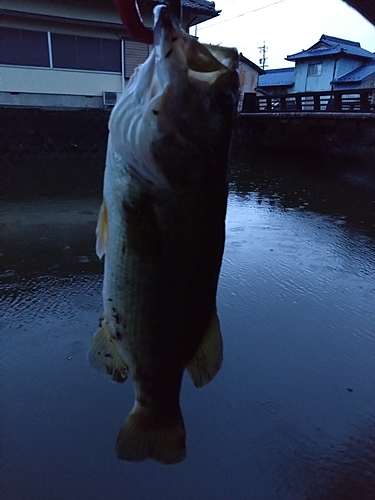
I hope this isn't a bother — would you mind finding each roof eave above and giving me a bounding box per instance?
[239,54,266,74]
[258,82,294,88]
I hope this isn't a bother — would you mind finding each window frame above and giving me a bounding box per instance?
[307,62,323,77]
[0,26,123,74]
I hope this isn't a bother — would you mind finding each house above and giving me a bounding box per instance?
[257,34,375,96]
[238,53,264,109]
[331,59,375,90]
[256,67,294,96]
[0,0,218,109]
[287,34,375,93]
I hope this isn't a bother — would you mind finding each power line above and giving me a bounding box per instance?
[198,0,285,31]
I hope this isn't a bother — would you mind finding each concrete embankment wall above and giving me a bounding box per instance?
[0,107,110,197]
[235,113,375,162]
[1,107,374,197]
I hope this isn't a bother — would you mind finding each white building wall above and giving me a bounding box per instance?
[335,58,363,79]
[293,57,366,93]
[238,62,262,110]
[293,64,308,92]
[239,65,259,94]
[1,66,122,95]
[1,0,213,109]
[0,0,152,108]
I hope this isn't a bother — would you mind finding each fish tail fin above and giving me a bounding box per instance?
[116,403,186,465]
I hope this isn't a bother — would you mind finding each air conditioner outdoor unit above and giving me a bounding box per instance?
[102,91,122,107]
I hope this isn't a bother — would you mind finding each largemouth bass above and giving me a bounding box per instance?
[89,5,239,465]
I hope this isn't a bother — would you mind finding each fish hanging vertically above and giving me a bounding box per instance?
[89,4,239,464]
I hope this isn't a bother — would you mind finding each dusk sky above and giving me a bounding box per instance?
[195,0,375,69]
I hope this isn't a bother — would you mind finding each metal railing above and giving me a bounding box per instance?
[242,89,375,113]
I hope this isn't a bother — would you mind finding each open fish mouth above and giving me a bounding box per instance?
[153,5,237,76]
[107,4,239,189]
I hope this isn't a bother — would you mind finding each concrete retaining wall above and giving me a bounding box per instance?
[1,107,374,197]
[0,107,109,197]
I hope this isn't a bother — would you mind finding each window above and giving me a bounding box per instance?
[1,27,126,73]
[307,63,322,76]
[0,27,49,67]
[51,33,121,72]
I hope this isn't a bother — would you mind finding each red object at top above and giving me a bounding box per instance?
[113,0,181,44]
[113,0,153,44]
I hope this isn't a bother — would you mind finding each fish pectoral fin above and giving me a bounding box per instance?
[116,402,186,465]
[187,310,223,388]
[95,200,108,260]
[88,318,128,383]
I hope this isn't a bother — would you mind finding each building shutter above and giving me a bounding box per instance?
[125,40,149,78]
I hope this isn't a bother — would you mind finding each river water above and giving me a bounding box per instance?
[1,154,375,499]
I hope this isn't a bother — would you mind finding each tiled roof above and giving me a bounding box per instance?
[287,34,374,61]
[148,0,217,14]
[183,0,217,13]
[258,67,295,87]
[333,60,375,83]
[321,35,360,48]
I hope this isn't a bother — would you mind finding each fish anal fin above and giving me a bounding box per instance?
[187,311,223,388]
[116,402,186,465]
[96,200,108,260]
[88,318,128,383]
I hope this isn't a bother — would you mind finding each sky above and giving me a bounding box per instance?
[195,0,375,69]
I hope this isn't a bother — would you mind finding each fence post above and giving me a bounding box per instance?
[242,93,257,112]
[334,92,342,111]
[313,94,320,111]
[360,91,369,112]
[295,95,302,111]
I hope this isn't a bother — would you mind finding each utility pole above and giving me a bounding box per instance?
[258,41,268,70]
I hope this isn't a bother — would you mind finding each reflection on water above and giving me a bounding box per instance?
[1,157,375,499]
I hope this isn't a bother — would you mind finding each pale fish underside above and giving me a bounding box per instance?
[88,5,239,465]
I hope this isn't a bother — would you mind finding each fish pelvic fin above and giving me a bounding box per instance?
[95,200,108,260]
[116,402,186,465]
[88,317,128,383]
[187,310,223,388]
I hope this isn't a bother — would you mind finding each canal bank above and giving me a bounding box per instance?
[0,107,109,197]
[235,112,375,161]
[1,106,375,197]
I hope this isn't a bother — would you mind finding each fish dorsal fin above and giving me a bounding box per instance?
[88,316,128,383]
[187,310,223,388]
[96,200,108,259]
